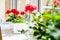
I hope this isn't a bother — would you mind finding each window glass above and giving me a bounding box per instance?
[42,0,53,6]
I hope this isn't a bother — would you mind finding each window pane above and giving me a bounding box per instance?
[42,0,53,6]
[17,0,26,11]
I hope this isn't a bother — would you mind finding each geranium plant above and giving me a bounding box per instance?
[25,4,37,13]
[30,0,60,40]
[6,9,26,23]
[25,4,37,21]
[5,4,36,23]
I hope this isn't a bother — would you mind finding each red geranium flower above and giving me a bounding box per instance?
[11,9,19,16]
[6,10,11,14]
[25,4,37,13]
[53,0,59,6]
[14,11,19,16]
[25,4,32,11]
[20,11,26,15]
[29,6,36,13]
[11,9,17,13]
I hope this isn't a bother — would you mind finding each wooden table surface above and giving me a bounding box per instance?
[0,27,2,40]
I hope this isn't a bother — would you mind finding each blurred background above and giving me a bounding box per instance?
[0,0,60,40]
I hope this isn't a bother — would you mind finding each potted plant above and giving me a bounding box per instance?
[5,4,36,33]
[30,0,60,40]
[5,9,27,33]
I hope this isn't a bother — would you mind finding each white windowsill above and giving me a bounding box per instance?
[3,34,28,40]
[43,6,60,9]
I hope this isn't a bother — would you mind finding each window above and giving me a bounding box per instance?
[5,0,42,12]
[41,0,60,12]
[10,0,40,12]
[5,0,41,21]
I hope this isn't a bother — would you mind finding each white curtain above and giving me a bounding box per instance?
[0,0,5,22]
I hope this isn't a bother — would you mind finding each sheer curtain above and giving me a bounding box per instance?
[0,0,5,22]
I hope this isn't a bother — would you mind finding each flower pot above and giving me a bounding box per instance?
[13,23,29,33]
[0,22,13,36]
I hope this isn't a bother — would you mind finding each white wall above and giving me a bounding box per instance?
[0,0,5,21]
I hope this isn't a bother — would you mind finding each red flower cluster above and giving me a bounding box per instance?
[6,9,26,18]
[6,4,37,18]
[20,11,26,15]
[25,4,37,13]
[6,9,19,16]
[6,10,11,14]
[6,9,26,15]
[11,9,19,16]
[53,0,60,6]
